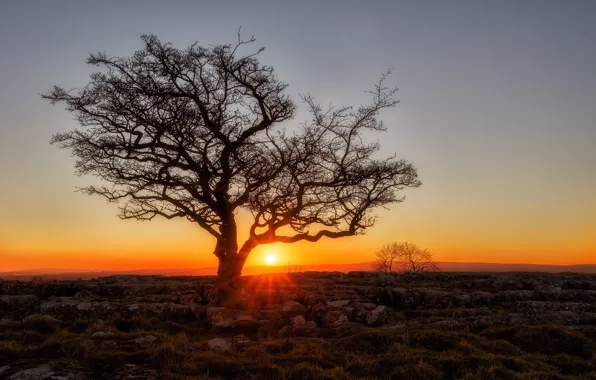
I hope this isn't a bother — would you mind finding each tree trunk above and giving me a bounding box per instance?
[217,253,247,286]
[207,233,251,305]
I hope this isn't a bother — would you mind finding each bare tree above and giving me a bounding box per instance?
[42,33,421,302]
[375,242,400,272]
[376,242,439,272]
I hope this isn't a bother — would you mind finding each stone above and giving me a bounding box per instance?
[233,313,260,333]
[255,309,282,323]
[208,337,231,351]
[207,307,236,328]
[23,314,60,327]
[327,300,350,308]
[309,303,329,324]
[365,305,395,326]
[352,302,378,324]
[76,302,92,311]
[323,310,349,327]
[471,291,494,305]
[91,331,115,339]
[281,301,306,317]
[291,315,306,326]
[281,320,319,338]
[232,334,254,351]
[134,335,158,347]
[7,364,54,380]
[39,298,78,315]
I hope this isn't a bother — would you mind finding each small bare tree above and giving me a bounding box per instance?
[375,241,439,272]
[375,242,400,272]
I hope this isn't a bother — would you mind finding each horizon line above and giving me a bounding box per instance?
[2,260,596,275]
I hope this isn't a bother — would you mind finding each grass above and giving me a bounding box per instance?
[0,314,594,379]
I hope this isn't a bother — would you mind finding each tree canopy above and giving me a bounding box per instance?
[43,33,421,290]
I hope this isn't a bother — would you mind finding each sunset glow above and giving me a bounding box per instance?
[265,253,277,265]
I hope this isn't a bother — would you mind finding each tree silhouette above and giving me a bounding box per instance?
[43,33,421,302]
[374,243,401,272]
[375,242,438,273]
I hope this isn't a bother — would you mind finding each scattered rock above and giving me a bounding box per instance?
[3,271,596,358]
[207,307,236,328]
[7,364,54,380]
[280,320,319,338]
[352,302,378,324]
[91,331,115,339]
[294,320,318,337]
[232,334,254,351]
[0,366,11,376]
[281,301,306,318]
[134,335,158,347]
[327,300,350,308]
[234,313,260,334]
[76,302,92,311]
[471,291,494,305]
[291,315,306,326]
[323,310,349,328]
[365,306,395,326]
[208,337,231,351]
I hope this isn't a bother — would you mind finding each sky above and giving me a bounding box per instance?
[1,0,595,271]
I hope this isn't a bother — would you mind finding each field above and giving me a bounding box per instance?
[1,271,595,379]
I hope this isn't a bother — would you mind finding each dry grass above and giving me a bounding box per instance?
[0,314,595,379]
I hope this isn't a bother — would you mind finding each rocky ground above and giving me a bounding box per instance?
[1,271,595,379]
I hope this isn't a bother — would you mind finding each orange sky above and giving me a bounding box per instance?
[2,199,594,272]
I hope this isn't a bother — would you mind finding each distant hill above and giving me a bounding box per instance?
[1,261,595,280]
[436,262,596,273]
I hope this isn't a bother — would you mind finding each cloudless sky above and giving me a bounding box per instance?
[1,0,595,271]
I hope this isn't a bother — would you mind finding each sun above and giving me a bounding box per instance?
[265,253,277,265]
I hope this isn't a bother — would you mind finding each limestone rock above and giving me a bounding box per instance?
[365,305,394,326]
[323,310,349,328]
[91,331,115,339]
[134,335,158,347]
[232,334,254,351]
[208,337,231,351]
[291,315,306,326]
[7,364,54,380]
[281,301,306,317]
[326,300,350,308]
[207,307,236,328]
